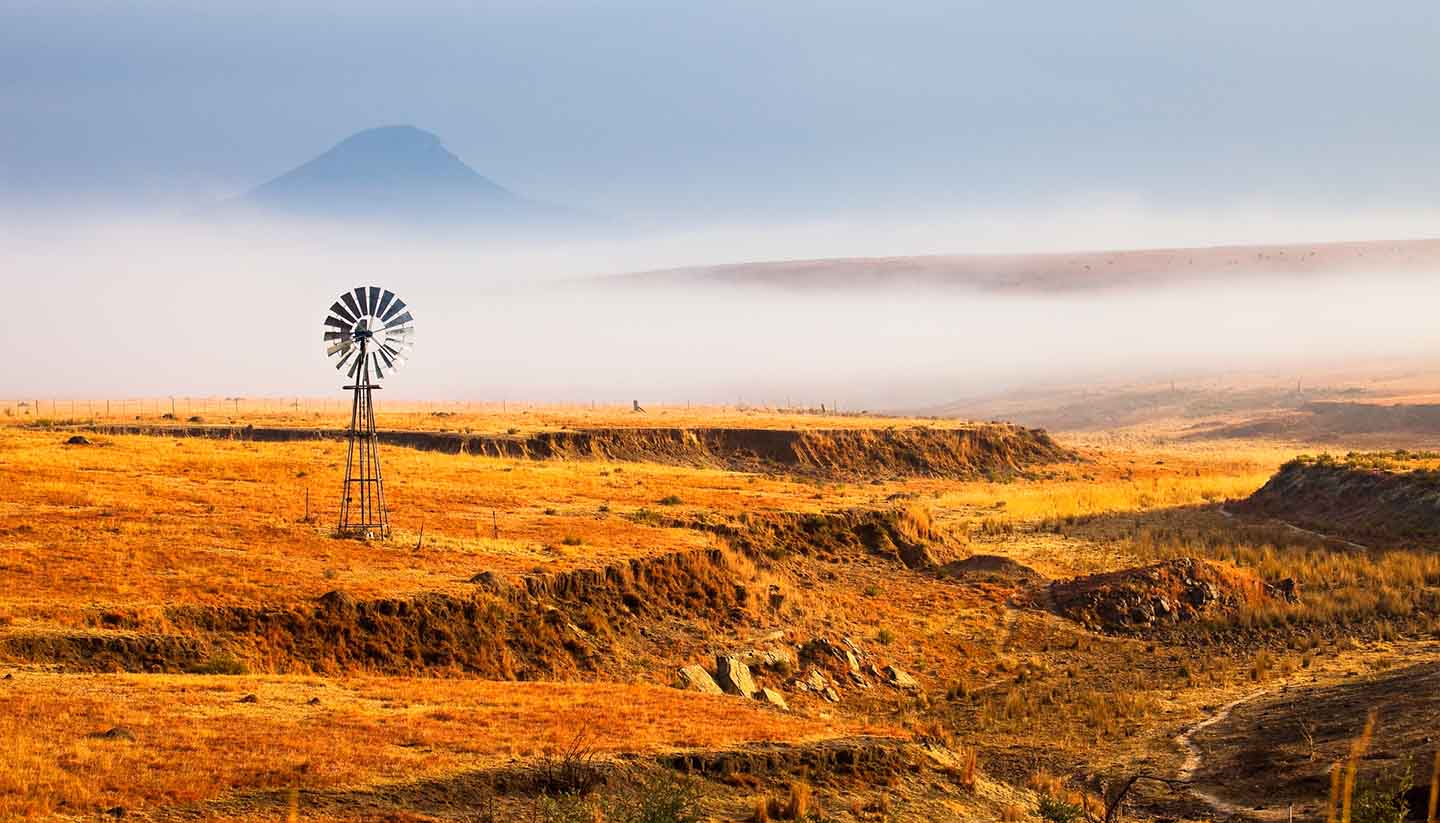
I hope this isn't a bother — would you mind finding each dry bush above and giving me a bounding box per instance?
[755,782,814,821]
[533,727,605,796]
[1027,770,1063,798]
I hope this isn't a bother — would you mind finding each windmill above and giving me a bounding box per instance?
[323,286,415,539]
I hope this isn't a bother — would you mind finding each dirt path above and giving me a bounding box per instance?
[1174,689,1285,821]
[1217,504,1370,551]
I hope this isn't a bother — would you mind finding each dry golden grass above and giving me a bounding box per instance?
[0,425,919,623]
[6,404,1431,821]
[0,671,860,818]
[1,399,992,435]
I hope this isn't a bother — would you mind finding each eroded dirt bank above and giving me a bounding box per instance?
[75,422,1074,479]
[1233,459,1440,547]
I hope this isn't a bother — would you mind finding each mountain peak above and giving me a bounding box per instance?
[241,125,547,223]
[325,125,452,158]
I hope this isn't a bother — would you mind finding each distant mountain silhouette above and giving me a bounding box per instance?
[239,125,570,225]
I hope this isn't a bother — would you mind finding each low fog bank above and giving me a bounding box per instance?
[6,212,1440,409]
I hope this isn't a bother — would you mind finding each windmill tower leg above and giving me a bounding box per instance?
[339,338,390,539]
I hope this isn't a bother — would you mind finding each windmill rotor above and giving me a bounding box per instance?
[322,286,415,382]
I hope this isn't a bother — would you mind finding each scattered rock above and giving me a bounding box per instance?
[714,655,757,698]
[676,664,723,695]
[756,687,789,710]
[64,435,92,446]
[794,668,841,702]
[740,647,795,671]
[801,637,863,674]
[884,665,920,691]
[237,693,258,703]
[87,726,136,741]
[306,696,321,705]
[105,806,126,819]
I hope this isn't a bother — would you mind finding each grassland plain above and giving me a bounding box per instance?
[2,409,1438,822]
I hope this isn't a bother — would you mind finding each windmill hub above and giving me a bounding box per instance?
[323,286,416,540]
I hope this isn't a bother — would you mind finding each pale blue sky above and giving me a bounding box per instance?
[4,1,1439,218]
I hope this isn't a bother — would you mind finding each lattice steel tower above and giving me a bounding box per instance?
[322,286,415,539]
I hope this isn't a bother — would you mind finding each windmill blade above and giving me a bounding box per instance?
[324,331,353,342]
[370,352,384,380]
[374,290,395,319]
[347,354,363,379]
[340,291,362,319]
[329,301,356,324]
[384,311,414,329]
[335,347,357,371]
[380,297,407,322]
[326,340,353,357]
[324,315,351,332]
[353,287,371,317]
[368,287,382,316]
[376,346,395,368]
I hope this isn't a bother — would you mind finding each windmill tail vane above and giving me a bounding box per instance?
[323,286,415,540]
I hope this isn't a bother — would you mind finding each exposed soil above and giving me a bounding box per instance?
[665,507,957,570]
[1188,658,1440,821]
[74,423,1074,480]
[1234,460,1440,548]
[174,735,969,823]
[937,554,1045,585]
[3,548,767,677]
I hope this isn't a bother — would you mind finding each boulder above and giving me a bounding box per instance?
[87,726,135,741]
[884,665,920,691]
[756,687,789,710]
[64,435,92,446]
[677,664,723,695]
[714,655,757,698]
[741,646,796,671]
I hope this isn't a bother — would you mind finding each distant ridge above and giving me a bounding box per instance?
[613,237,1440,294]
[238,125,569,225]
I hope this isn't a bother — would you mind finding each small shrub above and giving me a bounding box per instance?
[1037,794,1083,823]
[186,653,248,675]
[603,770,705,823]
[657,495,683,506]
[876,627,895,645]
[561,535,583,546]
[1348,764,1412,823]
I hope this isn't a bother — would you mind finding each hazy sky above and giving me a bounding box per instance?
[7,2,1440,404]
[5,1,1440,217]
